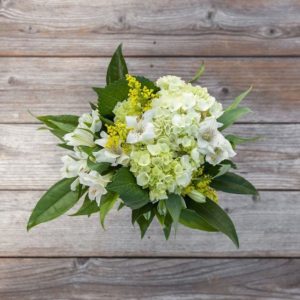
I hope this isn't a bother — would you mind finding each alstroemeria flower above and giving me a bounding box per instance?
[197,117,223,154]
[94,131,129,166]
[78,110,102,133]
[206,135,236,166]
[64,128,95,147]
[79,171,112,204]
[126,116,155,144]
[60,153,87,178]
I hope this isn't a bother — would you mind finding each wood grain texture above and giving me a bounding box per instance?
[0,124,299,190]
[0,57,300,123]
[0,191,299,257]
[0,258,299,300]
[1,0,300,57]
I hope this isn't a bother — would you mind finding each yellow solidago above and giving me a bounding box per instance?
[126,74,156,113]
[183,173,218,203]
[196,175,218,203]
[105,121,129,151]
[113,75,156,122]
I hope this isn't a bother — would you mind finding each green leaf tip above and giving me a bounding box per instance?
[186,198,239,248]
[211,172,258,196]
[27,178,80,231]
[218,107,252,131]
[189,61,205,83]
[100,192,118,229]
[106,43,128,85]
[226,86,252,112]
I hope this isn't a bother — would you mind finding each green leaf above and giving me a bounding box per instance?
[99,114,114,126]
[186,198,239,247]
[226,86,252,111]
[71,195,99,217]
[162,213,173,240]
[135,210,155,239]
[211,172,258,195]
[117,201,125,211]
[99,191,118,229]
[37,115,79,140]
[47,119,77,133]
[205,162,232,178]
[157,200,167,216]
[154,208,173,240]
[89,102,98,110]
[165,194,185,229]
[226,134,260,149]
[37,115,79,130]
[27,178,80,230]
[57,143,74,151]
[189,61,205,83]
[87,159,111,175]
[132,203,154,225]
[49,129,69,141]
[218,107,251,131]
[179,209,218,232]
[106,167,150,209]
[135,76,159,92]
[94,79,129,118]
[106,44,128,85]
[221,159,237,169]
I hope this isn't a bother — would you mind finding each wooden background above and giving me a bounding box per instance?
[0,0,299,299]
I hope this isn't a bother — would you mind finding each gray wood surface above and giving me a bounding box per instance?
[1,0,300,57]
[0,57,300,123]
[0,0,300,298]
[0,191,298,257]
[0,258,299,300]
[0,124,299,190]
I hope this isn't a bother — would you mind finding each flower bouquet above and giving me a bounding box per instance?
[27,45,258,247]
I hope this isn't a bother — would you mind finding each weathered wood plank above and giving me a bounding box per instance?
[0,57,300,123]
[0,124,298,190]
[0,191,299,256]
[1,0,300,57]
[0,258,299,300]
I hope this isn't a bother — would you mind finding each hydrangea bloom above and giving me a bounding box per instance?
[105,75,235,201]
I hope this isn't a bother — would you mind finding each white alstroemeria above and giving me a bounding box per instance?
[197,117,223,154]
[206,136,236,166]
[95,131,109,147]
[64,128,95,147]
[93,147,129,167]
[61,154,87,178]
[78,110,102,133]
[79,171,112,204]
[94,131,129,166]
[126,116,155,144]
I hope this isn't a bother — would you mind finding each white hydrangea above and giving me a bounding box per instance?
[127,76,236,201]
